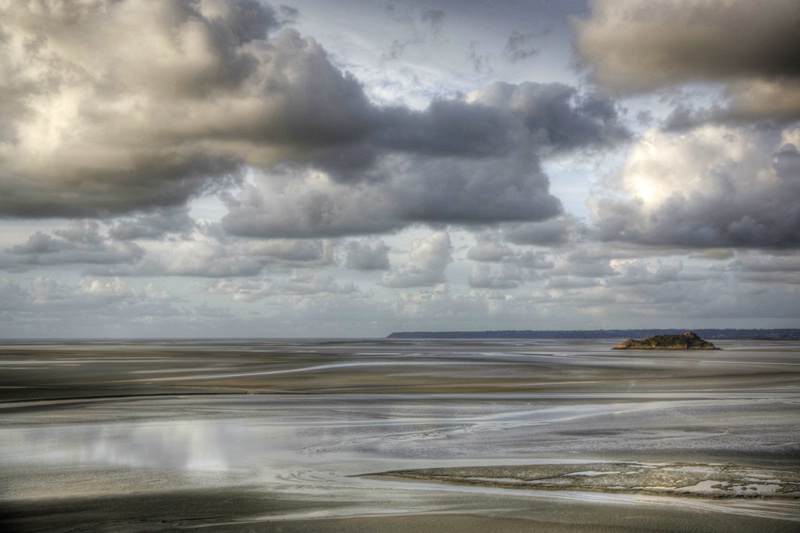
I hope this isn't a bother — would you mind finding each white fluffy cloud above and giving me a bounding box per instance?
[382,232,452,288]
[591,124,800,248]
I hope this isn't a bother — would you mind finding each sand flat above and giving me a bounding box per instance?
[366,462,800,498]
[1,339,798,531]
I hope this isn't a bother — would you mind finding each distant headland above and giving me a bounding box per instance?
[612,331,717,350]
[387,329,800,341]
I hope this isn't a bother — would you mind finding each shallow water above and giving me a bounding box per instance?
[1,339,799,531]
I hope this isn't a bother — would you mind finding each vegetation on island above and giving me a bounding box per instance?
[613,331,717,350]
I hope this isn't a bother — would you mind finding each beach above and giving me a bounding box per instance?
[1,339,798,531]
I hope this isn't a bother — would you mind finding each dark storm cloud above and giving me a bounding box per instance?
[0,155,244,218]
[573,0,800,119]
[374,100,517,159]
[222,78,628,239]
[591,126,800,248]
[0,0,371,217]
[1,0,627,242]
[474,82,629,151]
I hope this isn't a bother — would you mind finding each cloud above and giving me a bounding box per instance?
[344,239,391,271]
[472,82,629,151]
[277,5,299,24]
[0,0,371,217]
[503,215,582,246]
[467,238,515,263]
[2,1,631,241]
[0,277,31,319]
[503,30,544,62]
[573,0,800,119]
[120,231,333,278]
[108,207,197,241]
[2,216,340,278]
[6,275,170,312]
[551,247,617,278]
[464,231,553,289]
[467,263,524,289]
[221,79,629,239]
[0,220,260,276]
[221,150,562,238]
[718,251,800,284]
[591,125,800,248]
[517,251,555,270]
[383,5,445,60]
[607,258,683,286]
[1,221,143,269]
[130,233,268,277]
[207,270,357,302]
[220,174,397,238]
[251,239,334,265]
[374,99,518,158]
[382,232,452,288]
[0,275,192,337]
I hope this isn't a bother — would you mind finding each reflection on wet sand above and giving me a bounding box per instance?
[0,339,798,532]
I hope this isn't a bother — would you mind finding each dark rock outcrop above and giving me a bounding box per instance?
[613,331,717,350]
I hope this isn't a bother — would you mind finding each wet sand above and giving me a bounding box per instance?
[1,339,798,531]
[370,462,800,498]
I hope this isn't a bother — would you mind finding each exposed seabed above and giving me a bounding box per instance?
[1,339,798,532]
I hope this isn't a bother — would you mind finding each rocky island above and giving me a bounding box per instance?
[613,331,718,350]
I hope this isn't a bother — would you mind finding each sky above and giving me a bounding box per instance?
[0,0,798,339]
